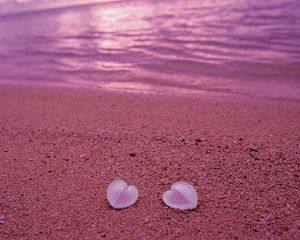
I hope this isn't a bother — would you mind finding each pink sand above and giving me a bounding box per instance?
[0,84,299,239]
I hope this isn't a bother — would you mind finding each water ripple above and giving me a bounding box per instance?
[0,0,299,99]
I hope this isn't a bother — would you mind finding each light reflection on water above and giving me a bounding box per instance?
[0,0,299,100]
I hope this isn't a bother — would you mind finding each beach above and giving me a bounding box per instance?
[1,0,300,238]
[0,84,299,239]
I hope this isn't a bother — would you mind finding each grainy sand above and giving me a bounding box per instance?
[0,84,299,239]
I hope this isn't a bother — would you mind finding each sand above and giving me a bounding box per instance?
[0,84,299,239]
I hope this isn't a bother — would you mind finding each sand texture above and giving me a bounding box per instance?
[0,85,299,239]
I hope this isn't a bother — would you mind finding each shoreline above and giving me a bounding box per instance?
[0,84,299,239]
[1,76,299,104]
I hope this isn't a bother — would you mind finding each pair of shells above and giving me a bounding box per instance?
[107,179,198,210]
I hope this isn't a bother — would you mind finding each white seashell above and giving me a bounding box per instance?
[162,181,198,210]
[107,179,139,209]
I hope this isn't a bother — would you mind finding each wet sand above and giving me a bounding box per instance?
[0,84,299,239]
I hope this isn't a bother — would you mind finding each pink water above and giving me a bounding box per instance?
[0,0,299,100]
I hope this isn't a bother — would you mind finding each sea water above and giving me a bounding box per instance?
[0,0,299,100]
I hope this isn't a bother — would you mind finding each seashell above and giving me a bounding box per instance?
[162,181,198,210]
[107,179,139,209]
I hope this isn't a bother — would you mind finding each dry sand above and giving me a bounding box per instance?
[0,84,299,239]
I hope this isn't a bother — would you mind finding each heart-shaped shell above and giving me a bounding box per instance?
[162,181,198,210]
[107,179,139,209]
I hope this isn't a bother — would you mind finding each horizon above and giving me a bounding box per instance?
[0,0,124,15]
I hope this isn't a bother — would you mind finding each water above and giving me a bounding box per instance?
[0,0,299,100]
